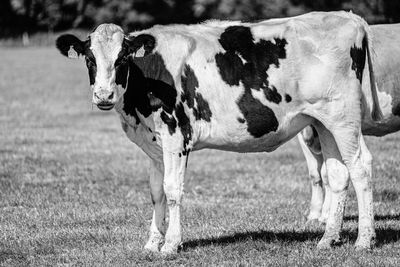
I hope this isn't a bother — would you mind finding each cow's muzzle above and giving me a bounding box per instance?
[93,90,115,111]
[97,101,115,110]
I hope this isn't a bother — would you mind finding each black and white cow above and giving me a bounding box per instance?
[56,11,380,253]
[301,23,400,224]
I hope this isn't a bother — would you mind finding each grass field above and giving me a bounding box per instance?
[1,47,400,266]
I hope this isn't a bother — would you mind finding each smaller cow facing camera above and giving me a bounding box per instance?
[56,12,380,254]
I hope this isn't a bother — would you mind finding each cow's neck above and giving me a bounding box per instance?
[115,52,178,130]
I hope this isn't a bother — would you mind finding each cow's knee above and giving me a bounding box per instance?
[351,146,372,183]
[325,158,349,193]
[164,178,182,205]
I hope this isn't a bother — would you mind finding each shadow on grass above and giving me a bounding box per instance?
[0,241,56,264]
[344,213,400,222]
[181,227,400,251]
[181,230,323,251]
[0,249,27,264]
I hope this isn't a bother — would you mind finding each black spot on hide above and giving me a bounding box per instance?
[237,89,279,138]
[350,37,367,84]
[121,37,193,152]
[160,111,177,135]
[81,41,97,86]
[128,34,156,56]
[392,101,400,117]
[215,26,287,137]
[285,94,292,103]
[175,103,192,154]
[237,118,246,123]
[115,61,128,88]
[181,65,212,122]
[114,35,156,88]
[114,41,131,88]
[122,53,177,123]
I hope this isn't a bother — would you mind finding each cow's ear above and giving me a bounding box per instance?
[125,34,156,58]
[56,34,86,59]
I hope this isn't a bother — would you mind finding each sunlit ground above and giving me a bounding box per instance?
[1,48,400,266]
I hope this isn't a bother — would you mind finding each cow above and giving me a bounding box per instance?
[55,11,379,253]
[301,23,400,224]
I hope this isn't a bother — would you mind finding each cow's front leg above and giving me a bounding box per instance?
[160,151,188,254]
[144,159,166,252]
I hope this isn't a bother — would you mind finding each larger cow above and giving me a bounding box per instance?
[301,23,400,223]
[56,11,379,253]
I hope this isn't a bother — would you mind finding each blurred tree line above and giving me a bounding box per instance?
[1,0,400,37]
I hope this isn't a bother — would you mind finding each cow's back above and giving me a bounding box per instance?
[126,12,372,153]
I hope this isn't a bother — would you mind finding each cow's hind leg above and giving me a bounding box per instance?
[319,162,331,224]
[144,159,166,252]
[315,123,375,249]
[351,134,375,249]
[313,124,349,248]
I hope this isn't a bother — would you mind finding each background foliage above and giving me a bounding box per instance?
[1,0,400,37]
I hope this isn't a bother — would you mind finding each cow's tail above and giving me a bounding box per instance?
[344,11,382,121]
[358,16,383,121]
[364,33,383,121]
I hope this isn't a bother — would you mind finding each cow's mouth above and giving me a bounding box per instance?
[97,102,115,111]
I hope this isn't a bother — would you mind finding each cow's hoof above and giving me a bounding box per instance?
[354,243,371,251]
[144,240,161,252]
[317,238,333,250]
[160,241,180,254]
[354,230,375,251]
[144,233,164,252]
[317,236,341,249]
[354,239,373,251]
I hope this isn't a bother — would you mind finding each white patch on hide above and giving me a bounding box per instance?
[68,46,79,59]
[135,46,146,58]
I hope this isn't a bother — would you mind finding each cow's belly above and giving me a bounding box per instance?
[195,134,291,153]
[193,112,312,153]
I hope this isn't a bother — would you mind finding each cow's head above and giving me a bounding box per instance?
[56,24,154,111]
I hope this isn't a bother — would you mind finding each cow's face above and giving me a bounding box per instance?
[56,24,135,111]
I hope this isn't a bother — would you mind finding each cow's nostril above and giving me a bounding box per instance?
[108,92,114,100]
